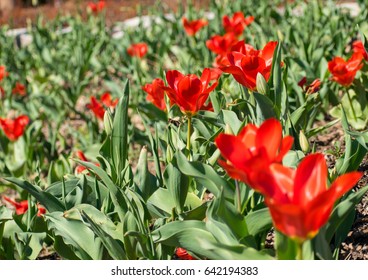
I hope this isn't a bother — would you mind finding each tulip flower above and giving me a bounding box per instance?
[298,77,321,94]
[0,65,8,81]
[127,43,148,58]
[12,82,27,97]
[220,41,278,90]
[352,40,368,61]
[0,115,29,141]
[254,154,362,242]
[215,118,293,191]
[206,33,238,56]
[327,53,363,87]
[222,12,254,36]
[182,17,208,36]
[86,92,118,120]
[3,196,46,216]
[87,1,106,14]
[142,78,167,111]
[176,248,196,260]
[0,86,5,98]
[163,68,218,116]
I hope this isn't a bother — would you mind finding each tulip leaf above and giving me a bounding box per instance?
[73,160,127,221]
[134,146,158,202]
[152,220,273,260]
[112,80,130,184]
[175,150,234,200]
[13,232,47,260]
[4,177,65,212]
[253,92,277,124]
[81,211,127,260]
[46,212,103,260]
[245,208,273,236]
[163,163,189,214]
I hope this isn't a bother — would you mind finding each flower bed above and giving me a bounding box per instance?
[0,0,368,260]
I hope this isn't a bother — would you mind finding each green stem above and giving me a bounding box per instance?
[296,241,304,260]
[186,115,192,158]
[346,90,357,122]
[235,180,242,213]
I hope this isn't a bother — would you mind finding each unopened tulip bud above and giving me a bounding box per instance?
[103,111,113,135]
[225,124,234,135]
[256,73,268,95]
[299,130,310,153]
[277,30,284,42]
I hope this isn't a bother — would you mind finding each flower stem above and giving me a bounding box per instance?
[186,115,192,159]
[346,90,357,122]
[296,241,304,260]
[235,180,242,213]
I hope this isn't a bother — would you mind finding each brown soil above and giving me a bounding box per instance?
[0,0,210,28]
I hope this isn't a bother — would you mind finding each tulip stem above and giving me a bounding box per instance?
[346,90,357,122]
[296,241,304,260]
[235,180,242,213]
[186,115,192,159]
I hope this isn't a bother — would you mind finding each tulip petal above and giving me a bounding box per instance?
[293,154,327,205]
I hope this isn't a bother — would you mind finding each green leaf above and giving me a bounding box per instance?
[245,208,273,236]
[134,146,158,201]
[112,80,130,184]
[74,160,127,221]
[46,212,103,260]
[13,232,47,260]
[152,220,272,260]
[253,92,276,124]
[81,211,127,260]
[175,151,234,201]
[164,163,189,214]
[4,177,65,212]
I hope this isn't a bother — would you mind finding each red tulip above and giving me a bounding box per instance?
[220,41,278,90]
[298,77,321,94]
[12,82,27,96]
[254,154,362,241]
[0,115,29,141]
[163,68,218,115]
[87,96,105,120]
[352,40,368,61]
[100,92,118,107]
[206,33,238,56]
[0,65,8,81]
[86,93,118,120]
[87,0,106,14]
[213,40,254,67]
[182,17,208,36]
[327,53,363,87]
[215,118,293,191]
[222,12,254,36]
[142,78,167,111]
[3,196,46,216]
[176,248,196,260]
[127,43,148,58]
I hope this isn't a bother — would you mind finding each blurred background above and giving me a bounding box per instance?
[0,0,211,27]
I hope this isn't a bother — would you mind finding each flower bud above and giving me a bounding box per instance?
[103,110,113,136]
[277,29,284,42]
[299,130,310,153]
[256,73,268,95]
[225,124,234,135]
